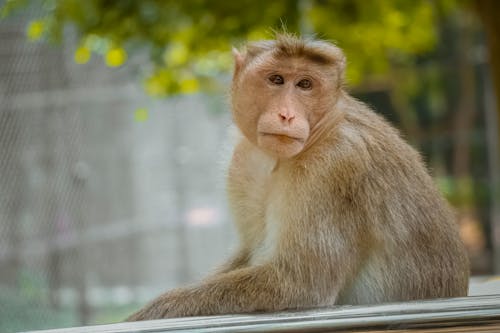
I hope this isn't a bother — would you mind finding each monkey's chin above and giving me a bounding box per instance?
[257,133,305,158]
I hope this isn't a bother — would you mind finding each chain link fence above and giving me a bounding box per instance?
[0,11,235,332]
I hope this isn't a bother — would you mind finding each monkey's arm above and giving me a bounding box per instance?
[127,217,364,321]
[126,264,291,320]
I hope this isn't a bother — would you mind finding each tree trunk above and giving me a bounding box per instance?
[475,0,500,273]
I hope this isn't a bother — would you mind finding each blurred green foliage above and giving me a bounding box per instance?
[437,176,482,208]
[1,0,461,95]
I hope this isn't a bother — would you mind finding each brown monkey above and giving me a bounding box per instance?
[127,34,469,321]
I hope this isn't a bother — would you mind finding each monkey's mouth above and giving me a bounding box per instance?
[259,132,305,143]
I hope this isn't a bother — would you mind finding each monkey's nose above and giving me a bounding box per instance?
[279,112,295,122]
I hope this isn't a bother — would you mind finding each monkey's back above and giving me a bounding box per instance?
[330,96,469,304]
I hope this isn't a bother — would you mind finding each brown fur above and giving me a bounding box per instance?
[126,34,469,321]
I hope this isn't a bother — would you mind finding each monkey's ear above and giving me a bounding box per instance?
[232,47,245,76]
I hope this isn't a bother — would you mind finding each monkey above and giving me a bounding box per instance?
[126,33,469,321]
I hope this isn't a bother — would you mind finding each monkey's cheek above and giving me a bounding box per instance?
[257,134,305,158]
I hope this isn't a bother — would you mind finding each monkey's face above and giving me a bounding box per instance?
[232,56,337,159]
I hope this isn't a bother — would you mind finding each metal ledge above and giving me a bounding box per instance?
[24,295,500,333]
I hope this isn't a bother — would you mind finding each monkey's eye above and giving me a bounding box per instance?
[297,79,312,90]
[268,74,284,85]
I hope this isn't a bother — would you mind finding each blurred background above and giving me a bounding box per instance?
[1,0,499,332]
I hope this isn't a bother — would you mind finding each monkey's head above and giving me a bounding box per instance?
[231,34,346,159]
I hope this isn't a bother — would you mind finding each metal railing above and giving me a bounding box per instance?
[24,295,500,333]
